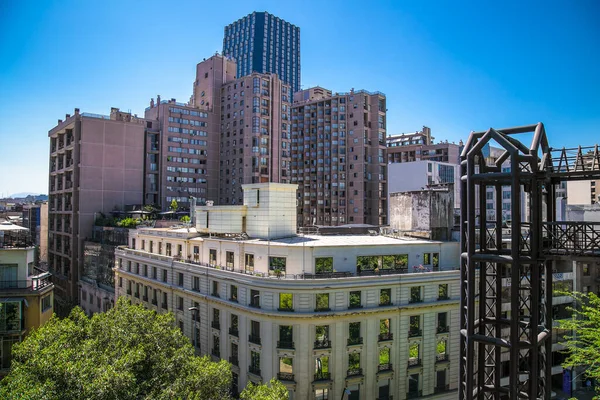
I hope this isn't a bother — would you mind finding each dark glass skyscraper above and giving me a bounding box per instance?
[223,12,301,93]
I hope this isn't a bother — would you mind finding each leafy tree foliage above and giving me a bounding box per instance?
[170,199,179,211]
[1,299,230,400]
[558,291,600,396]
[240,378,288,400]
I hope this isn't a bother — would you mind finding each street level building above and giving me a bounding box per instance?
[223,12,301,93]
[0,223,54,374]
[115,183,460,399]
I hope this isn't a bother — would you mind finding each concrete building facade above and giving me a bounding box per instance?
[223,11,301,93]
[48,108,146,312]
[386,127,462,165]
[114,184,460,400]
[291,88,388,227]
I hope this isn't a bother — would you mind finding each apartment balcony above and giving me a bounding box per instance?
[0,272,53,294]
[347,337,363,346]
[437,325,450,334]
[435,385,450,394]
[229,356,238,366]
[249,301,260,309]
[277,341,295,350]
[313,372,331,382]
[408,329,422,338]
[211,291,220,298]
[229,327,239,337]
[314,339,331,349]
[248,366,261,377]
[378,332,393,342]
[211,321,220,330]
[407,390,422,399]
[377,363,393,373]
[407,358,421,368]
[409,297,423,304]
[249,334,261,345]
[277,372,295,382]
[346,368,363,377]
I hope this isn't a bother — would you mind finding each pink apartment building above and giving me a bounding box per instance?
[47,108,146,313]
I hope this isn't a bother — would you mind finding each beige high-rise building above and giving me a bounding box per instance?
[291,87,388,227]
[47,108,146,313]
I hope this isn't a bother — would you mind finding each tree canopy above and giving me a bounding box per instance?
[558,291,600,391]
[240,378,288,400]
[0,298,287,400]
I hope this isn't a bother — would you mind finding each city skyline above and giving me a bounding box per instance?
[1,0,599,195]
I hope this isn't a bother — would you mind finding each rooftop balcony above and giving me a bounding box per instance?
[0,270,53,294]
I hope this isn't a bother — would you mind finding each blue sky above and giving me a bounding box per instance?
[1,0,598,196]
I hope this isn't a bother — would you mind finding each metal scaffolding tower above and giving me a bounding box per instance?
[459,123,600,400]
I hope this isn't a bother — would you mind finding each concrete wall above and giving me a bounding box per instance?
[388,191,454,240]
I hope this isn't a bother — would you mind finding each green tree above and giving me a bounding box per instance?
[558,291,600,398]
[0,298,232,400]
[240,378,288,400]
[170,199,179,211]
[180,215,191,223]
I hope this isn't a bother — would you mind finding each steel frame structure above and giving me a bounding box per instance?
[459,123,600,400]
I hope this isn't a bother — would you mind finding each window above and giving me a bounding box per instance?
[177,296,183,311]
[162,269,167,283]
[209,249,217,266]
[177,272,184,287]
[212,335,220,357]
[315,355,330,380]
[436,338,448,362]
[162,292,168,308]
[245,253,254,272]
[158,242,162,255]
[226,251,234,268]
[348,322,361,345]
[348,353,361,375]
[250,320,261,344]
[379,288,391,306]
[212,281,219,297]
[279,293,293,311]
[315,325,330,348]
[152,267,157,280]
[379,318,392,341]
[193,276,200,291]
[178,320,184,332]
[315,293,330,311]
[408,373,420,396]
[250,289,260,308]
[278,325,293,349]
[166,243,172,256]
[250,350,261,375]
[409,315,421,337]
[279,357,293,378]
[212,308,220,330]
[583,264,590,276]
[315,257,333,273]
[230,285,238,302]
[410,286,422,303]
[423,253,431,265]
[379,347,391,368]
[409,343,421,366]
[437,312,449,333]
[118,277,122,287]
[269,256,286,275]
[315,388,329,400]
[230,314,239,336]
[41,295,52,312]
[438,284,449,300]
[349,291,362,309]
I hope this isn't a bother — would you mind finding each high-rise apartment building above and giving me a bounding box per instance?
[190,54,292,205]
[291,87,388,227]
[48,108,146,313]
[223,12,301,93]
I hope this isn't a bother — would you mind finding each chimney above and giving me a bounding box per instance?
[157,95,161,104]
[150,98,155,108]
[74,108,80,115]
[58,119,63,124]
[65,114,70,119]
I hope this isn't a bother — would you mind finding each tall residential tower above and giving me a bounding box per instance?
[223,12,301,93]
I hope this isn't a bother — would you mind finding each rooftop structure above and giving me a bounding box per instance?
[386,127,462,165]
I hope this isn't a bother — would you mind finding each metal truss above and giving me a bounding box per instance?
[459,123,600,400]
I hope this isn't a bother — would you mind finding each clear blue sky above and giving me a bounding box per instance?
[1,0,598,196]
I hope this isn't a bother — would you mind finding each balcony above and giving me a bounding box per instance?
[229,327,239,337]
[229,356,238,366]
[277,341,295,350]
[229,296,238,303]
[211,321,220,330]
[377,363,393,372]
[436,353,449,363]
[249,366,261,377]
[346,368,363,377]
[314,306,331,312]
[314,339,331,349]
[0,317,24,334]
[249,301,260,309]
[211,292,220,298]
[437,325,449,334]
[0,273,52,293]
[347,337,363,346]
[408,358,421,368]
[313,372,331,382]
[378,332,393,342]
[408,329,422,338]
[348,304,363,310]
[407,391,422,399]
[409,297,423,304]
[249,334,261,345]
[277,372,295,382]
[435,385,450,394]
